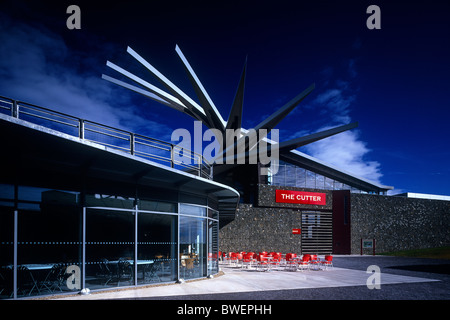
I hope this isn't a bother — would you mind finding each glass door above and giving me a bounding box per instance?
[179,215,206,279]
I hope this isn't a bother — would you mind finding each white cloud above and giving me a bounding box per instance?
[303,129,383,183]
[0,13,170,139]
[294,59,384,185]
[312,88,355,124]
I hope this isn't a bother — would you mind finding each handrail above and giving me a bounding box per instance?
[0,95,213,179]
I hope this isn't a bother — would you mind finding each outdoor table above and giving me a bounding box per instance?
[24,264,54,270]
[6,263,59,296]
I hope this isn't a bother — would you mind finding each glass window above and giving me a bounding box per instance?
[306,171,316,189]
[296,167,306,188]
[179,216,206,279]
[324,177,334,190]
[271,163,285,186]
[18,186,52,202]
[207,219,219,276]
[316,174,325,190]
[208,208,218,219]
[267,162,367,193]
[17,187,82,298]
[285,166,296,186]
[137,212,177,284]
[0,184,14,200]
[180,204,206,217]
[85,208,134,290]
[85,194,134,209]
[139,200,176,213]
[334,182,343,190]
[0,206,13,299]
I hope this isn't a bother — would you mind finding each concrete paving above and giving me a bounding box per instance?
[53,259,439,300]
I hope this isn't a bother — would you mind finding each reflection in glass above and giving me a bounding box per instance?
[137,212,177,284]
[86,208,134,290]
[269,161,368,193]
[179,215,206,279]
[85,194,134,209]
[180,204,206,217]
[140,200,176,213]
[16,188,81,298]
[0,205,13,299]
[0,183,220,299]
[208,219,219,276]
[296,167,306,188]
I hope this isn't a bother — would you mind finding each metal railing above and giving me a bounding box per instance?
[0,96,213,179]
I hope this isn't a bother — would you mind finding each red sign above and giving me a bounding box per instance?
[292,228,301,235]
[276,189,326,205]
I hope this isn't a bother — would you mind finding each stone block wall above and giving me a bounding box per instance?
[219,203,303,254]
[350,194,450,253]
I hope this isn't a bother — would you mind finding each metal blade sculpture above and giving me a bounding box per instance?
[103,45,357,168]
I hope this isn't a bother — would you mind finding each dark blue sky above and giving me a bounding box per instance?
[1,0,449,195]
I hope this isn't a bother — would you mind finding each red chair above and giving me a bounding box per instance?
[309,254,320,270]
[235,253,243,267]
[256,254,270,271]
[224,252,233,264]
[298,254,310,271]
[229,252,239,266]
[269,253,281,270]
[285,253,298,271]
[242,252,256,269]
[321,255,333,270]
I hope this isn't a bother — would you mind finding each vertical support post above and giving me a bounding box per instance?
[13,209,18,300]
[13,184,18,299]
[170,144,175,168]
[81,206,86,291]
[177,204,180,282]
[79,119,85,139]
[130,133,135,155]
[134,201,138,286]
[12,100,18,118]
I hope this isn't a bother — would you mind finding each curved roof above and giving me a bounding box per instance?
[0,113,240,218]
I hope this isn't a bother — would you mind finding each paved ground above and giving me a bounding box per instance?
[53,255,450,300]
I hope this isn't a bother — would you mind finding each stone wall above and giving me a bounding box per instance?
[219,203,303,254]
[350,194,450,253]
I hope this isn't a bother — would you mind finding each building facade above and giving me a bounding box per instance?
[219,181,450,256]
[2,45,449,300]
[0,97,239,299]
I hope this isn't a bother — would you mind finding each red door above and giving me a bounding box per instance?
[332,190,351,254]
